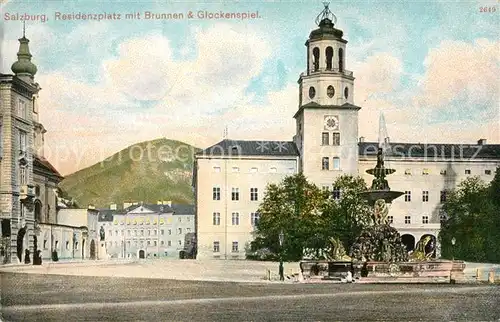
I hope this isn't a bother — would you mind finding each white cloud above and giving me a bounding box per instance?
[104,34,176,101]
[104,23,272,117]
[355,40,499,144]
[353,52,404,103]
[417,39,499,110]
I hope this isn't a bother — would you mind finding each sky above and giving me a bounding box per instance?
[0,0,499,175]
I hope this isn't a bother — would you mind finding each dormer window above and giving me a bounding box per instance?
[230,145,241,155]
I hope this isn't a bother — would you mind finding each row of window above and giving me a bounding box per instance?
[397,215,432,225]
[107,216,190,226]
[212,212,260,226]
[321,132,340,146]
[213,166,295,174]
[310,46,344,72]
[404,168,493,176]
[404,190,448,203]
[213,241,239,253]
[107,240,183,248]
[213,187,259,201]
[322,157,340,170]
[107,227,191,237]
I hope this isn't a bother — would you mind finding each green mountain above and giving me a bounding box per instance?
[59,138,200,209]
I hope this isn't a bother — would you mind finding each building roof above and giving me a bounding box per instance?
[359,142,500,159]
[170,204,195,215]
[34,156,64,182]
[100,204,195,217]
[196,139,299,158]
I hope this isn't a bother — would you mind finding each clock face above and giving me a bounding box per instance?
[324,115,339,130]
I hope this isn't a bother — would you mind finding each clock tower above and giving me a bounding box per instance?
[293,4,361,189]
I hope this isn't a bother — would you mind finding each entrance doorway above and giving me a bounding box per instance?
[17,227,26,262]
[82,239,85,259]
[139,250,145,259]
[401,234,415,253]
[90,239,96,260]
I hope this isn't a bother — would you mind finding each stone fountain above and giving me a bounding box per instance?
[350,147,408,263]
[299,147,465,283]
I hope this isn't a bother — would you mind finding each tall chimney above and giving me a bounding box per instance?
[359,136,365,143]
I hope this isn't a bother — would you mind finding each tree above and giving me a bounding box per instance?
[322,175,371,251]
[439,167,500,263]
[250,173,329,261]
[249,173,371,261]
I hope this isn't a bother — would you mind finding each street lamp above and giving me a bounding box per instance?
[278,230,284,281]
[451,237,456,261]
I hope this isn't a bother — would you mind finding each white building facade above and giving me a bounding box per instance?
[193,7,500,260]
[98,203,195,259]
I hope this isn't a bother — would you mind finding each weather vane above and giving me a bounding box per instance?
[315,2,337,26]
[22,20,26,37]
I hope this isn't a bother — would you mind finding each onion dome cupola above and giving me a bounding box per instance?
[11,23,38,80]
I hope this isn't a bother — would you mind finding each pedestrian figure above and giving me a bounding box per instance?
[346,271,353,283]
[24,249,30,264]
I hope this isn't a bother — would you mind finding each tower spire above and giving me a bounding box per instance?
[378,112,390,153]
[11,22,38,80]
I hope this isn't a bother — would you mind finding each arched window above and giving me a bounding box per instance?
[325,47,333,70]
[34,200,42,223]
[312,47,320,71]
[338,48,344,72]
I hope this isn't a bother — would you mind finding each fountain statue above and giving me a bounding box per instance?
[349,147,409,263]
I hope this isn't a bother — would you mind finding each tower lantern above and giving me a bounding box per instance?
[11,22,38,84]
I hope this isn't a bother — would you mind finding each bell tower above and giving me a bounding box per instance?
[294,3,361,189]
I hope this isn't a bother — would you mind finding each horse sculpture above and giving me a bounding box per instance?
[327,237,351,261]
[409,235,435,261]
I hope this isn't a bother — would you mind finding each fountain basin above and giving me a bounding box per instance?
[300,261,353,281]
[299,260,466,284]
[366,168,396,176]
[359,190,404,205]
[355,260,466,283]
